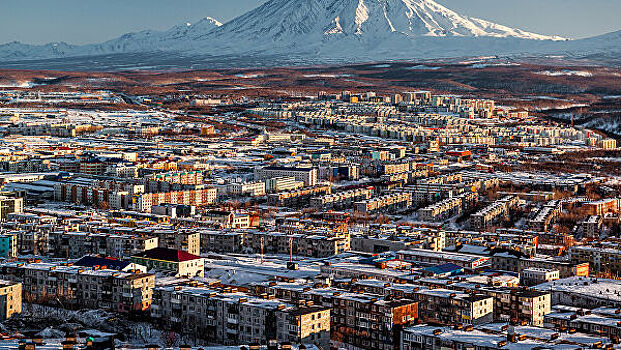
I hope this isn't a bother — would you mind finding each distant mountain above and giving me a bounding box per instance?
[0,0,618,69]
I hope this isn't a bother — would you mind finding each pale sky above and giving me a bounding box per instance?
[1,0,619,45]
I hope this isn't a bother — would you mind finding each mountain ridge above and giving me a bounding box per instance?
[0,0,618,68]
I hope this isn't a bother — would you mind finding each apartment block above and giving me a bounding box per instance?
[470,195,519,230]
[245,231,351,258]
[265,176,304,193]
[520,268,560,286]
[21,263,154,312]
[0,195,23,221]
[397,249,490,269]
[304,288,418,350]
[55,231,158,259]
[226,181,266,197]
[310,187,373,210]
[417,196,463,222]
[354,191,412,214]
[200,230,245,253]
[0,280,21,320]
[255,166,318,187]
[569,245,621,274]
[151,286,330,348]
[414,289,493,325]
[0,234,17,258]
[134,187,217,213]
[131,247,204,278]
[479,288,551,326]
[267,185,331,207]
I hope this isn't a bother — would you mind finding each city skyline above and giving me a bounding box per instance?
[1,0,620,45]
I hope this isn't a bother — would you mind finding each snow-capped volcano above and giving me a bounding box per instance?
[0,0,617,69]
[210,0,564,43]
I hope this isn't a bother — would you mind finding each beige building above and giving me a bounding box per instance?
[255,166,318,187]
[203,210,250,229]
[355,191,412,214]
[521,267,560,286]
[0,196,23,221]
[598,138,617,149]
[0,280,21,320]
[131,247,205,278]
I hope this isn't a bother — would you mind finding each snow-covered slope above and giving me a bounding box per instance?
[0,16,222,60]
[209,0,564,42]
[0,0,617,67]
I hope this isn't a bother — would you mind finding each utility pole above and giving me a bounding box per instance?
[289,236,293,263]
[260,236,264,264]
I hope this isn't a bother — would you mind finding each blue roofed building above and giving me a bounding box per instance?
[422,263,465,277]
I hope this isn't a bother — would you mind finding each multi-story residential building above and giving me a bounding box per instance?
[491,252,589,278]
[151,286,331,347]
[318,164,360,181]
[0,195,23,221]
[479,288,551,326]
[55,232,158,259]
[131,247,205,278]
[245,231,351,258]
[520,268,560,286]
[354,192,412,214]
[528,200,562,232]
[146,170,206,185]
[598,138,617,149]
[397,249,490,269]
[146,229,200,256]
[351,230,445,253]
[303,288,418,350]
[264,176,304,193]
[580,198,621,216]
[310,187,373,210]
[134,187,217,213]
[20,263,154,313]
[581,215,603,238]
[470,195,519,230]
[0,234,17,258]
[203,210,250,229]
[401,323,603,350]
[226,181,266,197]
[268,185,331,207]
[417,196,463,222]
[200,230,246,253]
[0,280,21,320]
[568,245,621,274]
[534,277,621,308]
[277,301,331,348]
[544,306,621,338]
[413,289,493,325]
[255,166,318,187]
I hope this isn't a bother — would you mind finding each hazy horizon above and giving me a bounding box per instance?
[1,0,620,45]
